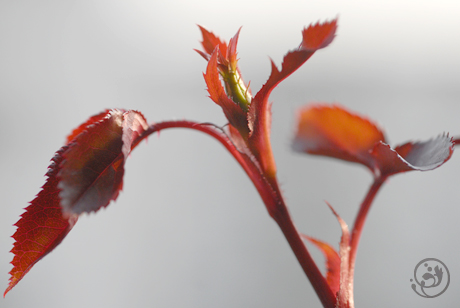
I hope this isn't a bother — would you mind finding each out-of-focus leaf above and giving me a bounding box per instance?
[393,137,454,172]
[302,234,341,296]
[4,149,78,297]
[59,110,148,216]
[370,135,453,176]
[293,104,385,168]
[293,104,454,177]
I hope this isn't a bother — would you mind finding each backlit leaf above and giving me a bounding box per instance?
[293,104,454,177]
[293,104,385,169]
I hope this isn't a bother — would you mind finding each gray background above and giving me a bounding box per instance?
[1,0,459,307]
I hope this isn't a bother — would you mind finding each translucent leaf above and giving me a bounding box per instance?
[293,104,385,169]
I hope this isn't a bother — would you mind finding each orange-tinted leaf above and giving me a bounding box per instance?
[248,19,337,178]
[59,110,148,215]
[293,104,453,177]
[293,104,385,169]
[5,149,78,296]
[302,234,340,296]
[252,19,337,114]
[196,25,228,61]
[301,19,338,51]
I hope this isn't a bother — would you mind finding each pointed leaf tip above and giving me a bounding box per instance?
[5,148,78,296]
[5,109,149,295]
[197,25,228,60]
[301,18,338,51]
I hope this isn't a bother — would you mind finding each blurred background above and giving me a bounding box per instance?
[1,0,459,307]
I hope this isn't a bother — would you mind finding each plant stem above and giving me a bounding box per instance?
[137,120,336,308]
[348,176,387,298]
[269,180,337,308]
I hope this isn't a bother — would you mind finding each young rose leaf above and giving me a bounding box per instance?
[253,19,337,108]
[5,110,149,296]
[293,104,454,177]
[393,136,454,171]
[5,149,78,297]
[302,234,341,296]
[196,25,228,61]
[247,19,337,178]
[59,110,148,216]
[292,104,386,169]
[203,47,249,138]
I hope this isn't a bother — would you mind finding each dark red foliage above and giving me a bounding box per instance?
[4,148,78,297]
[5,109,148,296]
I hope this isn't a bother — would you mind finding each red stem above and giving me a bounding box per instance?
[348,176,387,298]
[136,120,336,308]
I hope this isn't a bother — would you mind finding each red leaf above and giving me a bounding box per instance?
[293,104,454,177]
[301,19,338,51]
[196,25,228,61]
[65,110,111,144]
[59,110,148,215]
[252,19,337,114]
[5,148,78,296]
[293,104,386,169]
[5,110,149,296]
[248,19,337,178]
[302,234,341,296]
